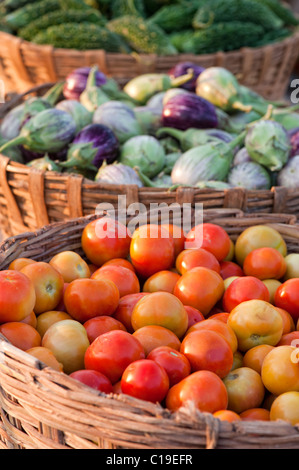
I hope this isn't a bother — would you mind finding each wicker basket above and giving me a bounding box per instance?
[1,29,299,99]
[2,83,299,239]
[0,208,299,449]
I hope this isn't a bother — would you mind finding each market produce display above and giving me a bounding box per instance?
[2,217,299,425]
[1,63,299,191]
[0,0,298,53]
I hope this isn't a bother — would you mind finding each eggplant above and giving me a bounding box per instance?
[162,93,219,131]
[27,155,62,172]
[277,155,299,188]
[168,62,205,92]
[95,162,143,187]
[80,66,110,112]
[60,123,119,171]
[157,127,236,152]
[134,106,162,135]
[288,128,299,157]
[119,135,165,179]
[63,66,107,100]
[56,100,93,133]
[228,161,271,190]
[0,109,77,154]
[123,71,195,105]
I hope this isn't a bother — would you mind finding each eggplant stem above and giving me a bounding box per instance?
[0,136,26,153]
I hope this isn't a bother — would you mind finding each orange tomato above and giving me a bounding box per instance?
[166,370,228,413]
[243,247,287,280]
[0,322,41,351]
[180,329,234,378]
[64,278,120,323]
[113,293,149,333]
[132,325,181,356]
[273,307,295,335]
[49,251,91,283]
[173,267,224,316]
[91,265,140,298]
[213,410,241,422]
[143,270,180,294]
[9,258,37,271]
[161,224,185,258]
[83,316,127,343]
[222,276,270,312]
[228,299,283,352]
[131,292,188,339]
[232,351,244,371]
[36,310,73,338]
[175,248,220,275]
[185,223,231,261]
[270,392,299,425]
[223,367,265,414]
[242,345,275,374]
[21,310,37,328]
[239,408,270,421]
[261,346,299,396]
[81,218,131,267]
[130,224,175,279]
[0,270,36,323]
[185,318,238,353]
[26,346,64,372]
[101,258,136,272]
[208,312,230,323]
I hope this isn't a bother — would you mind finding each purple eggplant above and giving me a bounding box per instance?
[288,128,299,157]
[60,124,119,171]
[168,62,205,92]
[162,93,218,131]
[63,66,107,101]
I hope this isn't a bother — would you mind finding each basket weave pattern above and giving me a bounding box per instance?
[1,30,299,98]
[0,209,299,449]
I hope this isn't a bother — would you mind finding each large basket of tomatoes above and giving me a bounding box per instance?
[0,207,299,449]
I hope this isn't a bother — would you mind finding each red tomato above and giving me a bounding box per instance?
[277,331,299,346]
[112,381,122,395]
[161,224,185,258]
[147,346,191,387]
[185,223,231,261]
[131,291,189,339]
[239,408,270,421]
[275,279,299,323]
[83,316,127,343]
[64,278,120,323]
[0,322,41,351]
[130,224,175,278]
[184,305,205,329]
[69,369,113,394]
[81,218,131,267]
[113,293,149,333]
[220,261,244,280]
[0,270,36,323]
[173,267,224,316]
[166,370,228,413]
[186,318,238,353]
[175,248,220,275]
[91,265,140,298]
[84,330,145,384]
[222,276,270,312]
[243,247,287,280]
[181,329,234,378]
[121,359,169,403]
[101,258,136,272]
[208,312,230,323]
[143,270,180,294]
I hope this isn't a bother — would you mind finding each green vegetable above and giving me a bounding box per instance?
[27,155,62,172]
[4,0,91,30]
[163,152,181,174]
[169,30,194,53]
[80,66,110,112]
[180,22,265,54]
[18,9,106,41]
[107,15,177,55]
[0,136,24,163]
[119,135,165,178]
[148,1,199,33]
[33,23,130,52]
[111,0,146,18]
[143,0,178,16]
[192,0,283,31]
[255,0,299,26]
[3,0,38,12]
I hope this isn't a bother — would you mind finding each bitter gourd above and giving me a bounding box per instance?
[3,0,38,12]
[192,0,283,31]
[148,1,199,33]
[254,0,299,26]
[19,9,107,41]
[181,21,265,54]
[4,0,92,30]
[107,15,177,54]
[170,30,195,52]
[143,0,178,16]
[110,0,146,19]
[32,23,131,52]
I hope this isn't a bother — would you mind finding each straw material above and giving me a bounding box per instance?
[1,30,299,98]
[0,209,299,449]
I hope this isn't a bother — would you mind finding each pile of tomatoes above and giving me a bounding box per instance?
[2,217,299,426]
